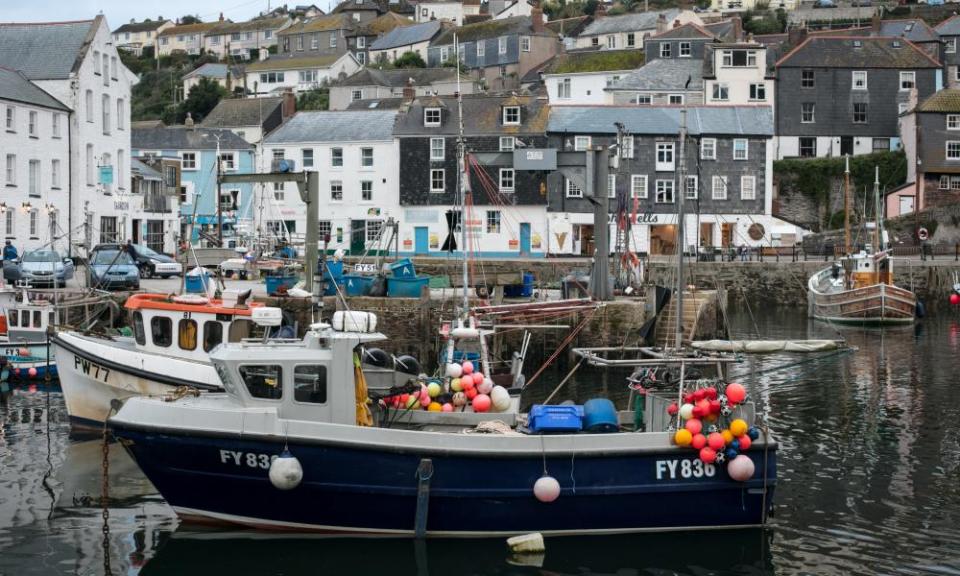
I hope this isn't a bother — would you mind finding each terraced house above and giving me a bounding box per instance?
[157,22,219,56]
[244,52,361,96]
[202,16,293,60]
[111,18,174,56]
[543,49,647,105]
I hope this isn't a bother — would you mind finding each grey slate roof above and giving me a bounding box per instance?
[370,20,443,50]
[547,106,774,136]
[113,19,169,34]
[0,67,69,110]
[346,98,406,110]
[132,126,254,151]
[879,20,939,43]
[131,157,163,180]
[202,98,283,128]
[337,67,460,87]
[264,110,398,143]
[607,59,703,91]
[183,63,229,80]
[776,36,940,69]
[393,94,549,135]
[936,15,960,36]
[0,19,96,80]
[581,9,680,36]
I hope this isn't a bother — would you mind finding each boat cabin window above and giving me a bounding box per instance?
[151,316,172,347]
[203,321,223,352]
[238,365,282,400]
[33,310,41,327]
[228,319,253,342]
[293,365,327,404]
[8,310,16,327]
[48,311,55,327]
[21,311,30,328]
[133,312,146,345]
[178,319,198,351]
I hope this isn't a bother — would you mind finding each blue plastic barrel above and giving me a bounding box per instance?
[583,398,618,433]
[185,270,210,293]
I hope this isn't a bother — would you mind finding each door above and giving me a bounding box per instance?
[578,225,595,256]
[132,219,141,244]
[840,136,854,157]
[414,227,429,255]
[899,195,915,215]
[519,223,531,255]
[350,220,366,255]
[721,223,734,248]
[699,222,714,248]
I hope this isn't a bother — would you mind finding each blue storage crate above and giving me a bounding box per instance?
[504,272,535,298]
[389,258,416,279]
[184,270,211,293]
[528,404,584,434]
[323,260,344,280]
[266,275,298,296]
[343,274,374,296]
[387,276,429,298]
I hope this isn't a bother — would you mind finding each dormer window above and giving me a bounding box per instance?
[502,106,520,125]
[424,108,442,126]
[721,49,757,67]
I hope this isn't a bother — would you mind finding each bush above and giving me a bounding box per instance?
[393,51,426,68]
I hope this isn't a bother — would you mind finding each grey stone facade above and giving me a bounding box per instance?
[643,37,712,62]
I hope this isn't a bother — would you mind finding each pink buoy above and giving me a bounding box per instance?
[472,393,491,412]
[477,379,493,395]
[465,387,478,400]
[14,368,21,376]
[691,433,707,450]
[441,403,454,412]
[27,367,38,378]
[725,383,746,404]
[420,394,431,408]
[707,432,725,451]
[699,447,717,464]
[684,418,703,435]
[18,348,29,357]
[727,455,756,481]
[462,361,475,375]
[533,475,561,503]
[738,435,752,451]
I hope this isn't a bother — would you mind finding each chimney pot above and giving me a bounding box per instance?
[282,90,297,118]
[185,112,195,129]
[531,4,544,33]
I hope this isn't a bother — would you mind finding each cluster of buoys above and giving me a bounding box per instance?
[668,382,759,481]
[383,360,511,413]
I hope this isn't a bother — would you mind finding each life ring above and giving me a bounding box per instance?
[173,294,209,305]
[918,227,929,242]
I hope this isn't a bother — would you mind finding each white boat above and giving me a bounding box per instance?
[807,251,917,325]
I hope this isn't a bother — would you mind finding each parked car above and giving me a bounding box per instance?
[18,249,75,287]
[128,243,182,278]
[851,0,872,6]
[87,246,140,291]
[813,0,836,7]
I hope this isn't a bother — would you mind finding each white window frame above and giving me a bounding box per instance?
[430,169,445,192]
[499,168,515,193]
[685,175,698,200]
[607,174,616,198]
[52,159,61,189]
[498,36,507,55]
[606,35,617,49]
[360,147,374,168]
[331,147,343,167]
[701,138,716,160]
[503,106,520,125]
[52,113,60,138]
[801,102,815,124]
[669,94,684,105]
[499,136,515,151]
[565,178,583,198]
[853,102,868,124]
[424,108,441,126]
[749,83,766,101]
[631,174,648,198]
[949,115,960,130]
[900,71,916,91]
[180,152,197,171]
[357,36,366,49]
[947,38,957,53]
[946,141,960,160]
[712,175,728,200]
[218,152,237,171]
[574,136,591,151]
[679,42,691,57]
[655,179,674,203]
[740,175,756,200]
[621,135,634,159]
[655,142,675,171]
[521,36,530,52]
[712,83,729,102]
[660,42,672,58]
[361,180,373,202]
[29,209,37,238]
[330,180,343,202]
[558,77,571,99]
[28,111,37,137]
[85,90,93,123]
[5,154,14,185]
[28,159,40,197]
[102,94,111,135]
[430,137,445,161]
[330,32,337,48]
[302,148,314,168]
[852,70,867,90]
[733,139,748,160]
[477,41,485,57]
[486,210,501,234]
[635,94,651,105]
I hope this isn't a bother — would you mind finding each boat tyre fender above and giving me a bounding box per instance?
[363,347,391,367]
[395,355,421,375]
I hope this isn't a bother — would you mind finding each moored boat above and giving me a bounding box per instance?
[807,252,917,325]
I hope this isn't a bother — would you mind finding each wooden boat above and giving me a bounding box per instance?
[807,252,916,325]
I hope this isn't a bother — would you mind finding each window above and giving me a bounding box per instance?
[500,137,515,151]
[440,46,449,61]
[635,94,651,105]
[351,89,363,101]
[741,175,756,200]
[607,174,616,198]
[721,50,757,67]
[302,148,314,168]
[565,178,583,198]
[852,71,867,90]
[669,94,684,105]
[355,52,366,65]
[521,36,530,52]
[733,139,748,160]
[940,175,950,189]
[631,175,647,198]
[574,136,591,151]
[151,316,172,347]
[801,103,815,124]
[361,147,373,168]
[486,210,501,233]
[655,180,674,203]
[28,210,37,237]
[331,147,343,167]
[102,54,110,86]
[4,211,12,236]
[949,115,960,130]
[946,141,960,160]
[499,168,515,192]
[749,84,766,101]
[86,145,94,185]
[366,220,382,242]
[4,154,14,185]
[296,34,304,50]
[900,71,915,91]
[660,43,672,58]
[621,136,634,159]
[273,182,284,201]
[102,94,111,135]
[329,32,337,48]
[853,102,868,124]
[430,169,445,192]
[948,38,957,53]
[299,70,318,84]
[656,142,675,171]
[606,35,617,49]
[361,180,373,202]
[627,33,635,47]
[498,36,507,55]
[85,90,93,122]
[219,152,236,171]
[424,108,441,126]
[28,160,39,196]
[801,69,815,89]
[712,83,729,101]
[52,113,60,138]
[558,77,571,99]
[52,159,60,188]
[3,106,14,132]
[260,72,285,83]
[357,36,366,49]
[592,37,599,47]
[133,312,146,345]
[311,33,319,50]
[294,365,327,404]
[27,111,37,137]
[117,150,124,189]
[712,175,728,200]
[181,152,197,170]
[319,220,332,239]
[701,138,716,160]
[94,50,101,74]
[178,319,198,351]
[499,65,508,77]
[680,42,691,57]
[239,365,283,400]
[117,99,126,130]
[503,106,520,125]
[872,138,890,152]
[685,175,698,200]
[330,180,343,201]
[430,137,445,160]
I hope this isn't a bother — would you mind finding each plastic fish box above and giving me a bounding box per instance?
[389,258,416,279]
[386,276,429,298]
[528,404,584,433]
[343,275,374,296]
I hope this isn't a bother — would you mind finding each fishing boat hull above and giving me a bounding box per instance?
[808,267,916,326]
[51,332,221,427]
[111,420,777,536]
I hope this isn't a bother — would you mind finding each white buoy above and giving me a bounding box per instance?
[507,532,546,554]
[533,475,560,503]
[268,450,303,490]
[445,363,463,378]
[490,385,511,412]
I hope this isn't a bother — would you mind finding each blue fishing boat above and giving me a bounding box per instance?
[109,313,777,536]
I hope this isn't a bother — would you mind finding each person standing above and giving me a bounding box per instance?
[3,240,17,261]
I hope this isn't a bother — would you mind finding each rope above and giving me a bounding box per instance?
[524,307,597,389]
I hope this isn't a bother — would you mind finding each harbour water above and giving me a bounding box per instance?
[1,307,959,575]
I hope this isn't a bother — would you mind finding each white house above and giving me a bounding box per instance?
[0,68,71,252]
[329,68,473,110]
[262,110,400,253]
[112,18,174,56]
[414,0,480,25]
[0,16,141,254]
[702,41,774,111]
[244,53,362,96]
[574,9,702,50]
[493,0,534,20]
[203,16,292,60]
[542,49,647,104]
[157,22,219,56]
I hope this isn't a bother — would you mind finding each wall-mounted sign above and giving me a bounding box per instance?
[514,149,557,170]
[99,166,114,185]
[114,201,129,211]
[608,213,660,224]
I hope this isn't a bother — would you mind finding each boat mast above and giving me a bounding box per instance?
[455,35,469,320]
[844,155,851,255]
[874,165,881,284]
[675,108,687,350]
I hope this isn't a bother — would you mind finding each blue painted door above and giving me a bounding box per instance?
[415,227,429,255]
[519,223,531,255]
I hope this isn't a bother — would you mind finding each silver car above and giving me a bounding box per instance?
[19,249,75,288]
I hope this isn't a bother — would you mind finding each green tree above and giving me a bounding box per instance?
[393,51,426,68]
[178,77,227,123]
[296,88,329,111]
[584,0,599,15]
[180,15,202,24]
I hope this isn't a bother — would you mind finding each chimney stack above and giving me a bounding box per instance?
[871,12,881,35]
[531,3,545,33]
[282,90,296,118]
[219,12,225,21]
[594,2,606,19]
[656,13,667,34]
[787,26,807,48]
[731,16,743,41]
[403,79,416,101]
[185,112,195,129]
